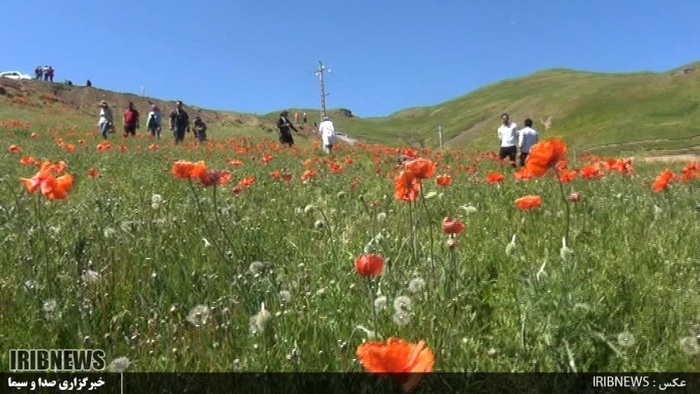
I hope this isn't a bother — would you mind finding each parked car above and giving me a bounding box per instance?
[0,71,33,80]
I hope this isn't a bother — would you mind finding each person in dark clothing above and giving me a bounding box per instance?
[277,110,299,147]
[169,101,190,144]
[193,116,207,142]
[123,101,140,137]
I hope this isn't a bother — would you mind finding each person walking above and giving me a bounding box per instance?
[35,66,43,80]
[193,116,207,142]
[146,104,162,139]
[97,101,114,140]
[47,66,54,82]
[497,113,518,167]
[302,112,307,124]
[123,101,140,137]
[43,66,50,81]
[277,110,299,147]
[294,111,300,124]
[318,115,337,154]
[169,100,190,144]
[518,118,539,167]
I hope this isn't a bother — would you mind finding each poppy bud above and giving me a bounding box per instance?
[568,192,582,203]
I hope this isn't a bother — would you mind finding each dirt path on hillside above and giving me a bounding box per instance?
[641,154,700,163]
[336,133,357,144]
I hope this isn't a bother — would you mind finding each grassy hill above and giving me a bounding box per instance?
[324,62,700,158]
[3,62,700,158]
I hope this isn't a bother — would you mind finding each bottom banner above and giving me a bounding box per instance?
[2,372,698,393]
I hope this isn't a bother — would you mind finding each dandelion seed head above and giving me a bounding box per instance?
[408,277,426,293]
[43,299,57,313]
[278,290,292,304]
[392,311,412,327]
[151,203,160,210]
[107,356,130,372]
[314,219,325,229]
[151,194,163,204]
[374,296,387,311]
[376,212,387,222]
[393,295,412,313]
[617,331,636,348]
[248,261,265,276]
[680,336,700,356]
[186,305,210,327]
[336,191,346,199]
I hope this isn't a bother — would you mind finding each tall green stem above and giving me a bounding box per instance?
[367,276,379,334]
[555,170,571,243]
[189,179,228,264]
[418,182,436,283]
[35,195,53,296]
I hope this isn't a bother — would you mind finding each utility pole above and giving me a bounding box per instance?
[314,61,330,121]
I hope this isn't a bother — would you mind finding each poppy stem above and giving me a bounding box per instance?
[188,179,229,265]
[408,200,418,265]
[367,276,379,334]
[35,195,54,296]
[555,169,571,244]
[211,183,238,260]
[447,237,457,298]
[418,182,436,290]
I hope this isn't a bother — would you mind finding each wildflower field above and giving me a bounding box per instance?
[1,118,699,376]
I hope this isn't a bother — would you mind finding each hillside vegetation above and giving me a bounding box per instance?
[3,62,700,158]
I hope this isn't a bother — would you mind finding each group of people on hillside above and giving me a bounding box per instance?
[97,100,207,144]
[276,110,337,154]
[34,66,55,82]
[497,113,540,167]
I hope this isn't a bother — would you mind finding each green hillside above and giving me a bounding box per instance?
[320,62,700,157]
[3,62,700,158]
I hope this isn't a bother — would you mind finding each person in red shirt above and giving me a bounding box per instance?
[123,101,140,137]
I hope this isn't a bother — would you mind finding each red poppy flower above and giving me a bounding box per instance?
[652,169,674,192]
[442,217,465,234]
[356,338,434,393]
[354,254,384,277]
[394,171,420,202]
[525,138,568,176]
[435,175,452,186]
[485,171,505,183]
[404,158,437,179]
[515,195,542,210]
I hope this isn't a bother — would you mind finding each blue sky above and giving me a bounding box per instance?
[2,0,698,119]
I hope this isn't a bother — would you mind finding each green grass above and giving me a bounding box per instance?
[0,110,699,376]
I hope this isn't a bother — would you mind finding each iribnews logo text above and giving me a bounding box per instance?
[9,349,106,371]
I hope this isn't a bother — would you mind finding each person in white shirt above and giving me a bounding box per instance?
[146,104,162,139]
[318,116,337,154]
[518,118,539,167]
[497,113,518,167]
[97,101,114,139]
